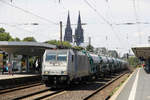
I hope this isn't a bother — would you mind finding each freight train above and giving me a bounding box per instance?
[42,49,128,88]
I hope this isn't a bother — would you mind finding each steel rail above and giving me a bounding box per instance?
[0,82,42,94]
[83,71,129,100]
[13,88,51,100]
[35,89,64,100]
[13,88,64,100]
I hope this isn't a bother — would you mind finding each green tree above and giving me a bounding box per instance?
[59,41,72,48]
[86,45,94,52]
[23,37,36,42]
[7,37,21,41]
[8,38,15,41]
[128,56,141,67]
[0,28,12,41]
[72,46,84,51]
[14,37,21,41]
[0,28,5,33]
[45,40,72,49]
[45,40,57,45]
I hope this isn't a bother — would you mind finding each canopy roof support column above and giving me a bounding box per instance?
[26,55,29,73]
[39,56,43,74]
[8,53,14,65]
[145,58,150,72]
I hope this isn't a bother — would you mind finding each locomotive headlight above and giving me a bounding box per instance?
[64,71,67,74]
[61,76,67,80]
[44,71,49,74]
[61,71,67,75]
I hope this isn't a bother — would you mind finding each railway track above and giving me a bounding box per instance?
[13,89,64,100]
[0,71,129,100]
[0,82,43,94]
[83,71,129,100]
[0,80,65,100]
[0,81,41,90]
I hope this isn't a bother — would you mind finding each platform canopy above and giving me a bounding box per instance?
[132,45,150,60]
[0,41,56,56]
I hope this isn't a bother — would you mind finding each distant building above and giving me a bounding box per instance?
[95,47,107,55]
[75,12,84,46]
[148,36,150,44]
[64,11,84,46]
[108,50,119,58]
[122,53,134,59]
[64,12,73,42]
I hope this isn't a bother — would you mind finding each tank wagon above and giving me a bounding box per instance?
[42,49,128,88]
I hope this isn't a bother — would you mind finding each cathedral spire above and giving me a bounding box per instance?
[67,11,71,27]
[64,11,72,42]
[75,11,84,46]
[77,11,82,28]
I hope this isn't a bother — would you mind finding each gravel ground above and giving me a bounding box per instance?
[0,84,47,100]
[22,91,54,100]
[44,75,120,100]
[42,72,129,100]
[0,72,129,100]
[88,73,130,100]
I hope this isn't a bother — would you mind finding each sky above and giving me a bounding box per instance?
[0,0,150,55]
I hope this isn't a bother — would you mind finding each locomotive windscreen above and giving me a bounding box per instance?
[46,54,56,61]
[45,51,67,62]
[57,54,67,61]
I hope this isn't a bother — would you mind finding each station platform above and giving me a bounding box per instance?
[0,74,39,80]
[0,73,41,89]
[112,68,150,100]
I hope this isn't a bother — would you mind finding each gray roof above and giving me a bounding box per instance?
[0,41,56,48]
[0,41,56,56]
[132,46,150,60]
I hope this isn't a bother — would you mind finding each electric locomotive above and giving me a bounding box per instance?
[42,49,128,88]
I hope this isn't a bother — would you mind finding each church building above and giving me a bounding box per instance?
[64,12,73,42]
[64,11,84,46]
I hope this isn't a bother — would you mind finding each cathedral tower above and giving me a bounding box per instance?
[64,12,73,42]
[75,11,84,46]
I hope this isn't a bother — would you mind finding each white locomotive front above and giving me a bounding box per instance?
[42,50,68,75]
[42,49,70,87]
[42,49,91,87]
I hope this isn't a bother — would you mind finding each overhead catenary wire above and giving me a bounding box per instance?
[0,22,60,40]
[84,0,111,25]
[84,0,124,47]
[92,0,97,4]
[0,0,57,25]
[88,0,97,9]
[133,0,139,22]
[59,0,68,10]
[1,23,56,41]
[105,0,114,25]
[1,23,35,36]
[105,0,129,50]
[133,0,141,44]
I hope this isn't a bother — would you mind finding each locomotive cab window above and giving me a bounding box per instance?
[46,54,56,61]
[57,54,67,61]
